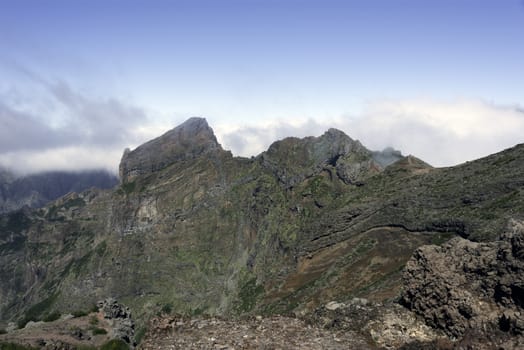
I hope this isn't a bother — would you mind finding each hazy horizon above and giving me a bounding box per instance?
[1,0,523,173]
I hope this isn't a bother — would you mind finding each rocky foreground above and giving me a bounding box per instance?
[400,219,524,349]
[138,219,524,350]
[3,222,524,349]
[139,314,372,350]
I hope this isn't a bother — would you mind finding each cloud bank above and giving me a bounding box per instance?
[0,78,161,174]
[1,84,523,174]
[217,98,524,167]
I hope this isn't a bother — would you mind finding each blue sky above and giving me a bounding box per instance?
[0,0,523,173]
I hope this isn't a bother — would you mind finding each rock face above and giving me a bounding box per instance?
[259,128,381,187]
[119,117,227,183]
[307,298,443,349]
[401,219,524,341]
[97,298,135,347]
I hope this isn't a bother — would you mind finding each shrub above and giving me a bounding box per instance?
[89,304,99,313]
[0,342,39,350]
[72,310,88,318]
[17,293,59,328]
[161,303,173,314]
[91,327,108,335]
[134,327,146,345]
[16,317,35,330]
[43,311,61,322]
[100,339,129,350]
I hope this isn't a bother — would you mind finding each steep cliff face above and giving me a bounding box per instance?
[259,128,381,187]
[119,117,228,183]
[0,118,523,343]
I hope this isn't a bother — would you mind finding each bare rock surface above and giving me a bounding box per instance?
[98,298,136,347]
[259,128,381,188]
[401,219,524,347]
[0,312,113,349]
[307,298,444,350]
[138,314,375,350]
[119,117,227,183]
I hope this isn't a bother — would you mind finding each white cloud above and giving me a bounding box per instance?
[215,98,524,167]
[351,98,524,166]
[214,118,333,158]
[0,146,123,175]
[1,89,522,174]
[0,78,154,174]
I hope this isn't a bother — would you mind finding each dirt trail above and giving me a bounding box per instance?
[138,315,377,350]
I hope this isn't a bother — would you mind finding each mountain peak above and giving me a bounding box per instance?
[167,117,215,137]
[260,128,378,187]
[119,117,224,183]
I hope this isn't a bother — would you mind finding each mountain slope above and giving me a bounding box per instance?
[0,118,522,345]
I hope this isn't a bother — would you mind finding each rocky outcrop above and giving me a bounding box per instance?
[307,298,443,349]
[97,298,135,347]
[119,117,228,183]
[259,128,381,187]
[401,219,524,340]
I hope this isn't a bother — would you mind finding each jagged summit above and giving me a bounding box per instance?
[162,117,220,146]
[260,128,380,187]
[119,119,410,187]
[119,117,226,183]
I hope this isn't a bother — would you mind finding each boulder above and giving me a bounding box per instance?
[401,219,524,339]
[97,298,135,347]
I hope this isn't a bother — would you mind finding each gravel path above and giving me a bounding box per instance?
[139,315,377,350]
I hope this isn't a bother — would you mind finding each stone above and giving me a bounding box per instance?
[401,220,524,339]
[97,298,136,347]
[325,301,345,311]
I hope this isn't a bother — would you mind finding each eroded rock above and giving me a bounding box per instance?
[119,117,228,183]
[97,298,135,347]
[308,298,442,349]
[401,219,524,341]
[259,128,381,187]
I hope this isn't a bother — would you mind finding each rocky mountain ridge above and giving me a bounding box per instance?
[0,117,523,349]
[119,117,228,183]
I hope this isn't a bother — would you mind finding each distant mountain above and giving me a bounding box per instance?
[0,169,118,214]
